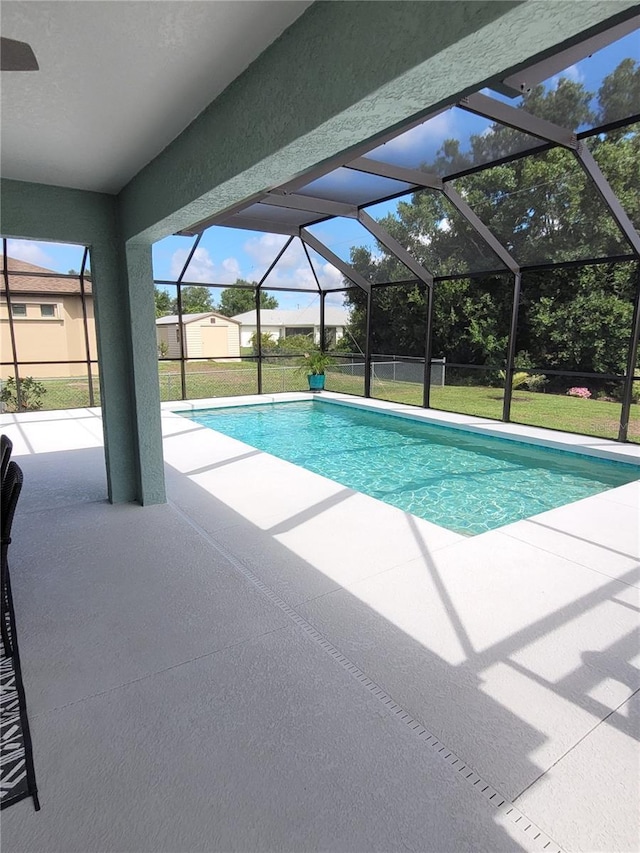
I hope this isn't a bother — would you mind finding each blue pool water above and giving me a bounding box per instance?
[182,401,639,536]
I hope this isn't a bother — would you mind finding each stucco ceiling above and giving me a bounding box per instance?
[0,1,313,193]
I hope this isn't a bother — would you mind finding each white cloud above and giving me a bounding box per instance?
[243,233,288,270]
[6,240,54,268]
[549,64,584,90]
[171,247,241,284]
[247,238,346,293]
[370,109,455,158]
[324,291,346,307]
[315,260,344,291]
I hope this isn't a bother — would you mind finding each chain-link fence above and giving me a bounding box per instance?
[262,359,308,393]
[0,369,100,412]
[158,360,310,401]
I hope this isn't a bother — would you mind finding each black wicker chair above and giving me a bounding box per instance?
[0,434,12,483]
[1,461,23,656]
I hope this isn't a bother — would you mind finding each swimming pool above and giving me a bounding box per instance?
[181,400,640,536]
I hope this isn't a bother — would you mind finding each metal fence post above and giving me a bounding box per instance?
[423,282,433,408]
[619,263,640,441]
[502,271,522,422]
[256,288,263,394]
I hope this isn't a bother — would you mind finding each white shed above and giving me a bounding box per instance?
[156,312,241,359]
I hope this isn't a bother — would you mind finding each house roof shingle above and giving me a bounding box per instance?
[0,257,93,295]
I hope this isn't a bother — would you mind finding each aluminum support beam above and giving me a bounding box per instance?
[348,156,442,190]
[79,247,95,407]
[502,272,522,423]
[619,264,640,442]
[219,218,299,237]
[179,109,453,235]
[175,234,201,400]
[300,229,371,294]
[301,240,322,294]
[1,238,22,409]
[460,93,577,149]
[497,15,640,98]
[255,287,263,394]
[423,282,434,409]
[257,236,295,288]
[320,291,326,353]
[575,144,640,257]
[442,185,519,274]
[279,108,449,195]
[262,192,358,220]
[357,210,434,286]
[364,290,373,398]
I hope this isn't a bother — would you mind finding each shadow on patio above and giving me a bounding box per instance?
[1,417,638,852]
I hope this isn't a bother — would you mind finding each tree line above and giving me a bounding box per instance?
[154,281,278,318]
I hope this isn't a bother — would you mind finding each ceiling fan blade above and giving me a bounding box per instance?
[1,37,39,71]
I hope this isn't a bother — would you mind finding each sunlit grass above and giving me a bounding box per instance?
[18,363,639,444]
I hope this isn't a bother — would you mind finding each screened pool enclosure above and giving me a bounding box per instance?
[4,16,639,442]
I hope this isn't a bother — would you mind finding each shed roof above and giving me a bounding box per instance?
[156,311,240,326]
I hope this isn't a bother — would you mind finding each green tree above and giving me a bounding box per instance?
[154,288,172,318]
[343,59,638,378]
[172,286,214,315]
[217,283,279,317]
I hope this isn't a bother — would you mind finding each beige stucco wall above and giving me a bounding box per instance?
[0,294,98,378]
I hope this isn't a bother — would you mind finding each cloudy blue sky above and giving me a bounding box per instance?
[5,31,637,311]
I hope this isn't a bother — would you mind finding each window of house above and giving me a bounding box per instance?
[11,303,27,317]
[285,327,313,338]
[176,328,181,342]
[40,304,57,318]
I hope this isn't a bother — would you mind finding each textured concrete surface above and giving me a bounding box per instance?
[516,691,640,853]
[1,402,638,852]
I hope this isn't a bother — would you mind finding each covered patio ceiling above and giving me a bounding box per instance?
[0,1,313,193]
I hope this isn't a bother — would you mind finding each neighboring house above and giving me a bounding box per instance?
[232,307,349,349]
[0,257,97,378]
[156,312,241,359]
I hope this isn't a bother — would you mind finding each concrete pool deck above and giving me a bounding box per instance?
[1,395,639,852]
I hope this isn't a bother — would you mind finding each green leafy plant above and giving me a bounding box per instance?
[299,351,334,375]
[499,370,530,390]
[523,374,548,392]
[0,376,47,412]
[157,340,169,358]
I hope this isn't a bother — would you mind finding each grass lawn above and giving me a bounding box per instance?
[17,362,640,444]
[326,371,639,443]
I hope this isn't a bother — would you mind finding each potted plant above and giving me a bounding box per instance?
[300,351,333,392]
